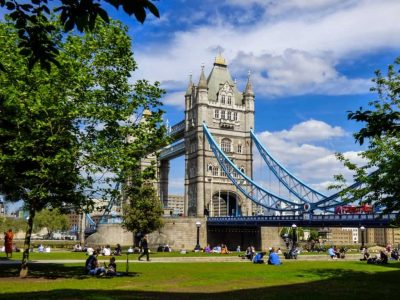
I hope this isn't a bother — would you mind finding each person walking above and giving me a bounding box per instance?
[138,235,150,261]
[4,229,14,258]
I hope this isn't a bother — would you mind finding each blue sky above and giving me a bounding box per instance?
[2,0,400,205]
[117,0,400,196]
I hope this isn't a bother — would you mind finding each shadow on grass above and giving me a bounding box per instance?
[0,263,140,279]
[0,264,400,299]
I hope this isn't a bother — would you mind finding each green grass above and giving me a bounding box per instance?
[0,260,399,299]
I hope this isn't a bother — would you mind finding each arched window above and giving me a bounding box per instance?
[208,164,213,173]
[221,138,231,153]
[240,166,245,174]
[212,166,219,176]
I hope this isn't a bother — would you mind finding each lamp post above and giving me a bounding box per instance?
[360,226,365,250]
[194,221,201,251]
[292,224,297,249]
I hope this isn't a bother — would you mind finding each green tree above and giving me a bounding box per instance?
[34,208,70,238]
[122,183,163,237]
[0,216,28,233]
[0,0,159,70]
[0,18,168,276]
[335,57,400,214]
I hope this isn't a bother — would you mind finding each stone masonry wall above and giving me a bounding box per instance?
[148,217,207,251]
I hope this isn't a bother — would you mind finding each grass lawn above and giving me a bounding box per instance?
[0,260,399,299]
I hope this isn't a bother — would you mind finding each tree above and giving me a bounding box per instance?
[335,57,400,214]
[122,183,163,238]
[34,208,69,238]
[0,0,159,70]
[0,18,168,277]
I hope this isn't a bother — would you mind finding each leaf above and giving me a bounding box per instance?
[97,7,109,23]
[146,0,159,18]
[5,1,15,10]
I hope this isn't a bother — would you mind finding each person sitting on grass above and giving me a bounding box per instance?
[114,244,122,256]
[85,250,106,275]
[221,244,230,254]
[328,246,337,259]
[106,257,117,276]
[268,247,282,265]
[253,252,266,264]
[204,244,211,253]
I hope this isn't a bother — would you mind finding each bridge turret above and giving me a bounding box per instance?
[185,74,193,111]
[243,71,255,131]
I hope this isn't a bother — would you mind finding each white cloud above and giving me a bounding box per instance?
[255,120,365,194]
[133,0,400,106]
[276,119,346,142]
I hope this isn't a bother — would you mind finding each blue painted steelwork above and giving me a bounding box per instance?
[250,130,373,212]
[203,123,303,212]
[251,130,326,203]
[207,213,399,228]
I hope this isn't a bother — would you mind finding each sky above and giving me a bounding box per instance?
[2,0,400,208]
[113,0,400,196]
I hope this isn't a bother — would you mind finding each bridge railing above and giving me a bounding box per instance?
[168,120,185,136]
[208,213,398,223]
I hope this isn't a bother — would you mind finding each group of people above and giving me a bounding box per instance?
[328,246,347,259]
[203,244,230,254]
[85,250,118,276]
[252,247,282,265]
[82,244,123,257]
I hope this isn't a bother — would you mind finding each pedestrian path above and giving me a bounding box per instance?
[0,254,362,265]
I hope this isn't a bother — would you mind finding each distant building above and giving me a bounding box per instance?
[164,195,184,216]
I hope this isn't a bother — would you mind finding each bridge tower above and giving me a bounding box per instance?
[184,55,255,217]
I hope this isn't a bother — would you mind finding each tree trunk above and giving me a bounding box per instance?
[20,208,35,278]
[79,211,85,245]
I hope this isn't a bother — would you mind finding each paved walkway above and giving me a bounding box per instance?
[0,254,362,265]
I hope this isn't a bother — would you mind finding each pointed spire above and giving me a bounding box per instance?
[198,64,207,89]
[185,73,193,95]
[244,70,254,96]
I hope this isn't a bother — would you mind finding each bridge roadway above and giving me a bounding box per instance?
[207,213,399,228]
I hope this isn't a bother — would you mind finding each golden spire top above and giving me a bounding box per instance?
[214,48,227,66]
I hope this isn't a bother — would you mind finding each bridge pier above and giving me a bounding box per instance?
[159,160,170,208]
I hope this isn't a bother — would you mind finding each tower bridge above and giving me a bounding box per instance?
[87,54,399,249]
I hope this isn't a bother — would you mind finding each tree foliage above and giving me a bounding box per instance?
[0,18,168,276]
[122,183,163,235]
[0,216,27,233]
[0,0,159,70]
[34,208,70,238]
[335,57,400,214]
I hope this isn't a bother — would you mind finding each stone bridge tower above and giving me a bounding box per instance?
[184,55,255,217]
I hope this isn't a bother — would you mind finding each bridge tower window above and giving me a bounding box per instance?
[221,110,226,119]
[212,166,219,176]
[237,144,242,153]
[234,112,238,121]
[214,109,220,119]
[221,138,232,153]
[227,96,232,105]
[227,111,232,120]
[221,95,226,104]
[208,164,213,173]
